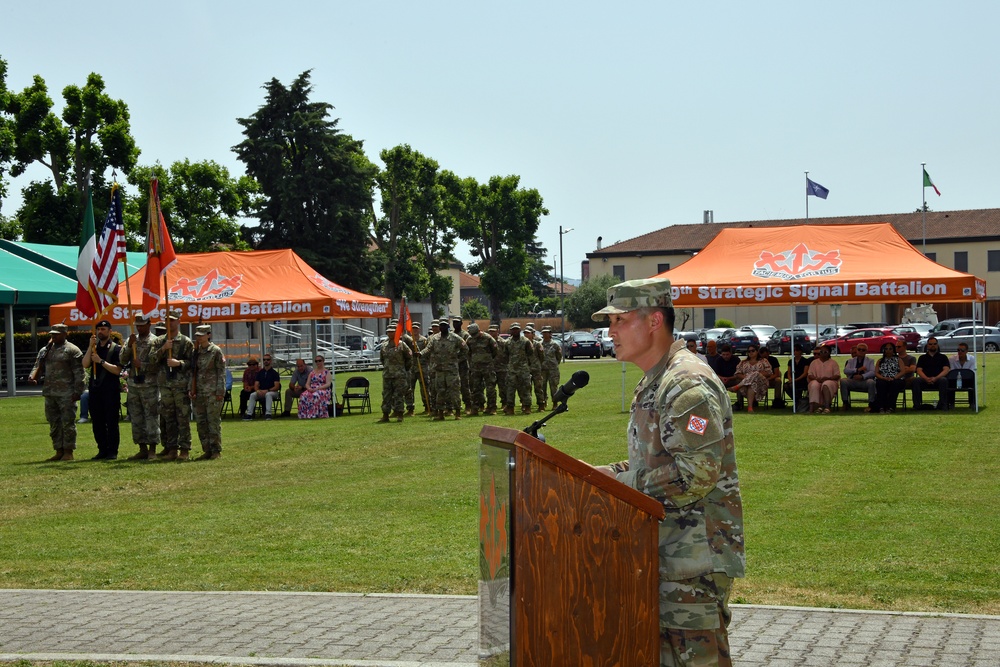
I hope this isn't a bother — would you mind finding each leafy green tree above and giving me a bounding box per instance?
[524,237,553,299]
[0,211,20,240]
[233,70,377,291]
[565,274,618,329]
[454,174,548,324]
[128,160,257,253]
[0,56,14,208]
[460,299,489,321]
[3,65,138,241]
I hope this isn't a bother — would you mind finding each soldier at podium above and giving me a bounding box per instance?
[591,278,745,667]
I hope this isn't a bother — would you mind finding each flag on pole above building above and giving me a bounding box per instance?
[923,167,941,196]
[806,177,830,199]
[142,179,178,316]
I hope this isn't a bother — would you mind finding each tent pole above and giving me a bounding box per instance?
[790,305,796,413]
[4,305,15,398]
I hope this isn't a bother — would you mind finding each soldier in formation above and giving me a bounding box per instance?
[523,325,546,412]
[465,322,499,416]
[421,320,467,420]
[379,325,412,422]
[489,325,506,413]
[120,314,161,460]
[81,319,124,460]
[30,323,85,461]
[149,309,195,461]
[503,322,535,415]
[404,322,428,416]
[539,326,563,408]
[190,324,226,459]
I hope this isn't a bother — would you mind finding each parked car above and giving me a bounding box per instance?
[725,329,760,354]
[928,319,982,338]
[921,326,1000,352]
[591,327,615,357]
[561,331,602,359]
[811,324,856,343]
[891,326,923,351]
[738,324,777,342]
[766,328,814,354]
[819,328,904,355]
[698,327,732,353]
[907,323,934,338]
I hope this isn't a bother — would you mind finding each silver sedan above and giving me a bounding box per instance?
[920,326,1000,352]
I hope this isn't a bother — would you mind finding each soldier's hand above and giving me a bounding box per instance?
[163,339,173,351]
[128,334,137,345]
[28,377,37,385]
[167,358,181,368]
[89,335,97,348]
[189,390,197,399]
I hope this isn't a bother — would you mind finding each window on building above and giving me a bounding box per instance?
[612,265,625,280]
[657,263,670,274]
[795,306,809,325]
[954,251,968,272]
[989,250,1000,272]
[925,252,936,262]
[704,309,716,329]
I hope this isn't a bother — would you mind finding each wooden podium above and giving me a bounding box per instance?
[478,425,665,666]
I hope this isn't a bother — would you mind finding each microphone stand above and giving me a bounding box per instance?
[523,401,570,439]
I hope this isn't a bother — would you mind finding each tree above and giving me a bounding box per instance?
[0,56,14,208]
[0,211,20,240]
[3,65,138,240]
[524,237,553,299]
[233,70,377,291]
[461,299,489,321]
[128,160,257,253]
[454,174,548,324]
[368,145,456,304]
[565,274,619,329]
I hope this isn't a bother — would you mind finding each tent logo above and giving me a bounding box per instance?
[311,273,352,295]
[752,243,842,281]
[169,269,243,301]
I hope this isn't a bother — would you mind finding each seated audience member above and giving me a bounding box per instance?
[685,338,708,363]
[896,342,917,385]
[732,345,770,413]
[244,354,281,420]
[704,339,719,368]
[945,342,976,409]
[282,358,312,417]
[912,337,950,410]
[783,344,811,409]
[239,358,259,415]
[712,343,742,405]
[758,346,781,406]
[807,345,840,414]
[298,356,333,419]
[874,342,904,413]
[839,342,876,411]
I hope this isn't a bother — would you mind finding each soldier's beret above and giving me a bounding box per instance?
[96,319,112,328]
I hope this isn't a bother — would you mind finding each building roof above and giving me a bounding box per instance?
[587,208,1000,258]
[459,271,481,289]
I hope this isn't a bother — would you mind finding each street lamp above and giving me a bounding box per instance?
[559,225,573,335]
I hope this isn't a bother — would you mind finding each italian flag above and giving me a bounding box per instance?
[75,191,99,317]
[923,168,941,196]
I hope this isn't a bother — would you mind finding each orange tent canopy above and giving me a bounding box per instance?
[50,249,391,325]
[655,223,986,307]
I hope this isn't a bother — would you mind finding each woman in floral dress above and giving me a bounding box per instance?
[298,356,333,419]
[733,345,771,413]
[874,342,903,413]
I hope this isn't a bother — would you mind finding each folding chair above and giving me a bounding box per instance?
[341,377,372,414]
[946,369,976,409]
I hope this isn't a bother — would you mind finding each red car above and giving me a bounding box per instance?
[891,326,922,351]
[819,328,905,355]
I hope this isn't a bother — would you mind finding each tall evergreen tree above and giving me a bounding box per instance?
[233,70,377,290]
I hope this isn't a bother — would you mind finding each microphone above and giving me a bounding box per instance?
[552,370,590,404]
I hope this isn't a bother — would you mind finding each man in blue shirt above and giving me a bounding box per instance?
[244,354,281,420]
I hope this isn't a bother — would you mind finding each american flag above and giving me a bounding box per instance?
[89,186,126,316]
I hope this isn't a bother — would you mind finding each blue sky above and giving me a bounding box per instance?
[3,1,998,279]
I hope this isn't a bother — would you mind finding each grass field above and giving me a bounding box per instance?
[1,355,997,614]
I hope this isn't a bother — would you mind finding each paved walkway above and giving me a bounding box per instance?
[0,589,997,666]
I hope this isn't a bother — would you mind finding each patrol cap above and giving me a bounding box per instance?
[468,323,480,334]
[524,326,535,334]
[592,278,673,321]
[541,326,552,333]
[451,316,461,323]
[96,319,112,328]
[387,325,396,332]
[195,324,212,336]
[154,324,167,335]
[509,322,521,331]
[134,314,151,325]
[167,308,182,321]
[49,323,69,335]
[412,322,421,329]
[488,324,499,332]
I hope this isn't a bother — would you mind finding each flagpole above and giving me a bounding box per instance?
[921,162,927,253]
[804,171,809,220]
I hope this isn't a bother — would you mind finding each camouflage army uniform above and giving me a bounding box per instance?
[596,279,744,667]
[380,338,412,420]
[150,329,195,455]
[491,329,507,410]
[421,327,468,419]
[540,337,563,405]
[191,336,226,457]
[453,319,472,411]
[119,329,160,458]
[524,330,546,410]
[31,334,85,456]
[424,324,440,411]
[404,330,428,414]
[504,329,535,414]
[466,325,498,415]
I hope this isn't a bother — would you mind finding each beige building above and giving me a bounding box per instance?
[585,209,1000,331]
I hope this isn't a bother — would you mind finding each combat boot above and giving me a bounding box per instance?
[468,408,479,417]
[393,411,404,423]
[538,403,547,412]
[405,409,414,417]
[433,411,445,421]
[503,406,515,416]
[454,411,462,420]
[146,444,157,461]
[160,448,179,461]
[485,408,497,416]
[176,449,190,462]
[60,449,74,461]
[521,406,532,415]
[47,448,64,462]
[209,452,221,460]
[378,414,391,423]
[129,445,149,460]
[196,451,213,461]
